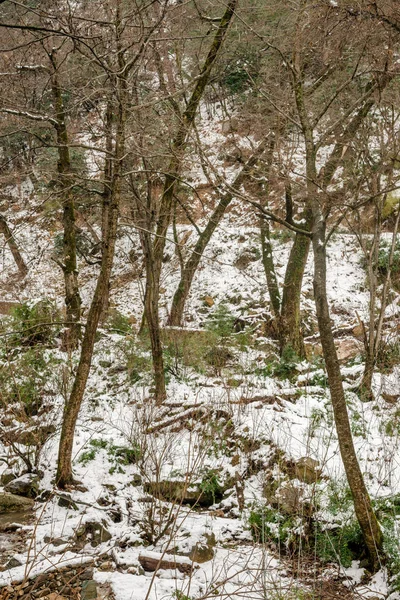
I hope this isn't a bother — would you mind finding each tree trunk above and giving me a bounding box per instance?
[312,211,383,572]
[56,65,127,488]
[143,0,237,402]
[0,214,28,277]
[167,193,232,326]
[279,210,312,357]
[50,50,81,351]
[168,135,268,327]
[258,136,281,322]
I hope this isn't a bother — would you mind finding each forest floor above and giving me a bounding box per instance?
[1,184,400,599]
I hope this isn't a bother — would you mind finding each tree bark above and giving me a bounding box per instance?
[143,0,237,402]
[312,209,383,571]
[168,136,268,327]
[56,56,127,488]
[0,214,28,277]
[49,50,81,351]
[279,210,312,357]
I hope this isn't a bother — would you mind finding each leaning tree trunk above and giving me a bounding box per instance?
[168,135,268,327]
[56,67,127,488]
[50,50,81,351]
[144,0,237,403]
[0,214,28,277]
[312,209,383,571]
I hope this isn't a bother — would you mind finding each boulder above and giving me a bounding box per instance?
[203,295,214,307]
[75,520,112,548]
[293,457,322,484]
[0,471,17,486]
[335,337,363,363]
[188,533,216,563]
[0,492,34,513]
[234,248,259,270]
[4,474,39,498]
[305,337,363,363]
[144,480,223,508]
[139,551,194,574]
[81,580,97,600]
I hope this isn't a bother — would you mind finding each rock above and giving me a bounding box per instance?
[75,521,112,547]
[129,474,142,487]
[275,482,304,515]
[203,295,214,307]
[4,556,23,569]
[294,457,322,484]
[335,337,363,363]
[188,533,216,563]
[138,551,194,574]
[234,248,259,270]
[144,480,223,508]
[81,580,97,600]
[382,392,399,404]
[0,471,17,486]
[57,493,78,510]
[0,492,34,513]
[4,474,39,498]
[305,337,363,363]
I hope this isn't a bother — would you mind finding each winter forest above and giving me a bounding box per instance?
[2,0,400,598]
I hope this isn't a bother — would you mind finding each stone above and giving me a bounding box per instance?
[305,337,363,363]
[294,457,322,484]
[335,337,363,363]
[382,392,399,404]
[203,295,214,307]
[138,551,193,574]
[81,580,97,600]
[57,494,78,510]
[4,557,23,569]
[4,474,39,498]
[0,471,17,486]
[0,492,34,513]
[75,521,111,547]
[275,482,304,515]
[129,474,142,487]
[188,533,216,563]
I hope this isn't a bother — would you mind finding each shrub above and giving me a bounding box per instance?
[9,300,61,347]
[199,469,223,504]
[248,505,296,547]
[105,309,132,335]
[271,345,300,381]
[376,340,400,373]
[205,303,236,339]
[0,347,59,416]
[77,438,141,473]
[313,520,363,567]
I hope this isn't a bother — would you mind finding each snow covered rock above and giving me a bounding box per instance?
[0,492,34,512]
[4,474,39,499]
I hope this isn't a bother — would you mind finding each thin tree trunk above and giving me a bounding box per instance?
[312,209,383,571]
[56,63,127,488]
[168,135,268,327]
[259,136,281,322]
[49,50,81,350]
[144,0,237,402]
[0,214,28,277]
